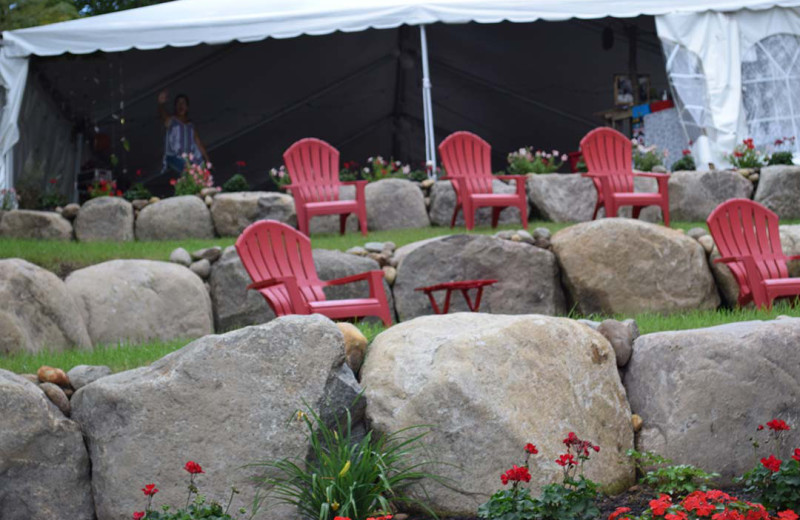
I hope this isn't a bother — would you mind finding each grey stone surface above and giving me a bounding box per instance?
[0,259,91,355]
[667,170,753,221]
[624,319,800,479]
[754,165,800,219]
[74,197,134,242]
[39,382,70,416]
[61,203,80,220]
[67,365,112,390]
[72,315,360,520]
[597,319,636,367]
[0,209,72,240]
[363,179,430,230]
[135,195,215,240]
[0,370,94,519]
[65,260,213,345]
[169,247,192,266]
[428,179,522,227]
[393,234,565,321]
[527,173,597,222]
[362,314,634,515]
[552,219,719,315]
[210,191,296,236]
[192,246,222,262]
[190,259,212,279]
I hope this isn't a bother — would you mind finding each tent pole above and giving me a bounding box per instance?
[419,24,437,178]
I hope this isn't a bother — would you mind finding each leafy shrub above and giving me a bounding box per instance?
[610,489,791,520]
[39,178,67,209]
[738,418,800,512]
[632,139,666,172]
[627,449,718,496]
[124,182,152,201]
[222,174,250,192]
[268,165,291,188]
[0,188,19,210]
[727,138,764,169]
[132,461,249,519]
[671,150,696,171]
[478,433,600,520]
[251,403,442,520]
[88,178,121,198]
[506,147,566,175]
[767,151,794,166]
[171,155,216,196]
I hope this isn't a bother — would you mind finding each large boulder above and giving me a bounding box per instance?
[0,370,94,519]
[362,314,634,515]
[72,315,361,520]
[527,174,597,222]
[754,165,800,219]
[135,195,215,240]
[0,209,72,240]
[74,196,135,242]
[0,259,91,355]
[781,225,800,278]
[667,170,753,221]
[624,319,800,478]
[65,260,213,345]
[393,234,564,321]
[552,219,719,315]
[210,246,394,331]
[364,178,430,230]
[210,191,296,237]
[429,179,522,227]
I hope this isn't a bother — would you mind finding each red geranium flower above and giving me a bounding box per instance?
[792,448,800,462]
[705,489,732,503]
[333,517,352,520]
[767,419,790,431]
[682,149,691,156]
[133,513,145,520]
[184,461,204,474]
[235,160,247,167]
[556,453,576,467]
[650,494,673,516]
[777,511,799,520]
[610,507,632,520]
[744,503,769,520]
[170,178,177,186]
[682,491,715,517]
[666,512,688,520]
[757,425,764,431]
[500,464,531,485]
[734,151,744,158]
[761,455,782,472]
[116,190,123,197]
[563,432,579,446]
[49,178,58,184]
[141,483,158,496]
[524,443,538,455]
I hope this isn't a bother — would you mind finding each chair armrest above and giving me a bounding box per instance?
[714,256,741,265]
[322,270,386,298]
[247,275,309,313]
[787,255,800,262]
[494,175,528,197]
[633,172,671,179]
[341,180,367,202]
[340,180,368,187]
[280,184,299,190]
[494,175,527,182]
[320,271,375,287]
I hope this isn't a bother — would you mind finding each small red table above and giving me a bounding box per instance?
[415,279,498,314]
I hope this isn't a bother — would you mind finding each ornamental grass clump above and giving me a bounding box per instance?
[478,433,601,520]
[738,418,800,512]
[251,404,443,520]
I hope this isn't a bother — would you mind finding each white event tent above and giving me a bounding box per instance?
[2,0,800,195]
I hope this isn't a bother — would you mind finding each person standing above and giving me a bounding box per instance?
[158,90,211,173]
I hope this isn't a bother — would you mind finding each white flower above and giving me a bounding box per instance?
[396,161,402,166]
[518,148,526,156]
[363,167,370,173]
[553,150,559,156]
[535,150,542,157]
[270,168,277,175]
[206,162,213,170]
[561,154,568,161]
[402,165,411,174]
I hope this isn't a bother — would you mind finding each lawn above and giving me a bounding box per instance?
[0,219,709,276]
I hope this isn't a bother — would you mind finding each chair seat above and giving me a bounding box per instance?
[612,192,664,204]
[470,193,524,205]
[305,200,359,214]
[309,298,379,309]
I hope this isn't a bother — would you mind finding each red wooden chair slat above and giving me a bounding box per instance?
[282,138,367,236]
[438,131,528,231]
[236,220,393,325]
[707,198,800,309]
[580,127,671,226]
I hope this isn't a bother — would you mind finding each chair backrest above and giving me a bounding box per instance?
[580,127,634,193]
[438,131,494,196]
[235,220,326,316]
[707,198,789,288]
[283,138,342,203]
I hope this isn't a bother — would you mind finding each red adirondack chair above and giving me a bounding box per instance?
[438,131,528,231]
[580,127,671,226]
[282,138,368,236]
[235,220,393,325]
[707,198,800,309]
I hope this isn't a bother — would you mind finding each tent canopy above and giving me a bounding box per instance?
[5,0,800,57]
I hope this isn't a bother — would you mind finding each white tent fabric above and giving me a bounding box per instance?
[657,6,800,167]
[3,0,800,191]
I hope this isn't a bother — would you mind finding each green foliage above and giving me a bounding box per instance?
[627,449,718,496]
[221,174,250,193]
[506,147,564,175]
[632,140,666,172]
[124,182,153,201]
[0,0,78,30]
[251,402,442,520]
[268,166,291,188]
[71,0,170,16]
[739,458,800,512]
[142,496,248,520]
[478,476,599,520]
[478,488,537,520]
[767,151,794,166]
[0,188,19,210]
[727,139,764,169]
[671,155,696,172]
[38,179,67,209]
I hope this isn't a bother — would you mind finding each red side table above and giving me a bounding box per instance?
[415,279,498,314]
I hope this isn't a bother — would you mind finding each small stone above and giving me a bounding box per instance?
[148,196,160,204]
[577,319,600,330]
[687,227,708,240]
[367,253,389,267]
[421,179,434,189]
[55,206,63,214]
[191,246,222,263]
[494,230,514,240]
[652,165,667,173]
[346,246,368,256]
[424,196,431,207]
[61,203,81,220]
[383,241,396,253]
[632,413,643,433]
[131,199,148,211]
[37,366,70,387]
[39,382,71,416]
[533,227,552,249]
[204,195,213,206]
[189,259,212,279]
[394,515,410,520]
[511,234,521,242]
[389,257,399,268]
[67,365,112,390]
[383,266,397,285]
[336,322,368,374]
[698,235,715,254]
[597,319,635,367]
[200,187,219,197]
[750,173,760,182]
[169,247,192,267]
[63,387,74,398]
[777,315,791,320]
[364,242,385,253]
[21,374,39,384]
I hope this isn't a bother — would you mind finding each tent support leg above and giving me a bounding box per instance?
[420,24,437,178]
